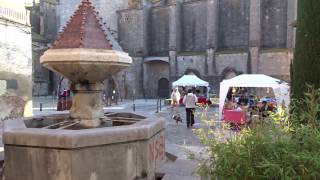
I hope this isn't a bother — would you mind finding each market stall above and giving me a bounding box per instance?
[172,75,210,104]
[219,74,290,120]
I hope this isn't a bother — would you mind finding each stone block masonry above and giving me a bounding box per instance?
[0,14,32,119]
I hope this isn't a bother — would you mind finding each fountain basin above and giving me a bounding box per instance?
[40,48,132,83]
[3,113,165,180]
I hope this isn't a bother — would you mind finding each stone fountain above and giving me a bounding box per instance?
[3,1,165,180]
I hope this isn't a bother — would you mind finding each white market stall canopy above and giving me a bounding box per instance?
[219,74,290,120]
[173,75,209,87]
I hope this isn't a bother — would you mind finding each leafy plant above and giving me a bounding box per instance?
[290,84,320,128]
[195,86,320,180]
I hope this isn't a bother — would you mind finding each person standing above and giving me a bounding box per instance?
[259,101,274,118]
[171,87,182,123]
[183,89,198,128]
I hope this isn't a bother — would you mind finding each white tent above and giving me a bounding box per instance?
[173,75,209,87]
[219,74,290,120]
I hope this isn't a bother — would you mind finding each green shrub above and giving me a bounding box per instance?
[290,84,320,128]
[195,86,320,180]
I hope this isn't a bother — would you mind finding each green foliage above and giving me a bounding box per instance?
[195,87,320,179]
[290,84,320,127]
[292,0,320,99]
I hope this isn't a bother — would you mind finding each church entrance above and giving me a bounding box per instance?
[158,78,169,98]
[143,59,169,98]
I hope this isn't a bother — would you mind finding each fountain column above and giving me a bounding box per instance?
[70,82,104,127]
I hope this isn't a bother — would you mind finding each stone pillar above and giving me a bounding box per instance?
[142,0,151,56]
[249,0,261,74]
[206,0,219,49]
[249,47,259,74]
[168,5,176,50]
[206,48,217,76]
[175,0,183,52]
[169,51,178,78]
[142,59,148,97]
[206,0,219,76]
[287,0,297,48]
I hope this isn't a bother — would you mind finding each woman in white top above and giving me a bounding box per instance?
[171,87,182,123]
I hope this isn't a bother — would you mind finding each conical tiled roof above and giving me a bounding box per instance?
[52,0,113,49]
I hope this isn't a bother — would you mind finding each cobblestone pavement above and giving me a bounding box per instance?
[155,106,217,180]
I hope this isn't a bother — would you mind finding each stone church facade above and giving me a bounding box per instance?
[33,0,296,99]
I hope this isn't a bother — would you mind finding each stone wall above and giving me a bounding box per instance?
[182,1,207,51]
[261,0,288,48]
[58,0,129,33]
[176,55,206,77]
[258,50,292,80]
[0,20,32,100]
[118,9,144,56]
[218,0,250,49]
[150,6,172,56]
[32,0,59,96]
[118,0,294,52]
[215,52,249,75]
[136,50,291,97]
[43,1,59,40]
[0,19,32,119]
[32,49,50,96]
[113,57,144,99]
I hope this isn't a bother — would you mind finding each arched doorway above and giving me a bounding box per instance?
[158,78,169,98]
[143,59,170,98]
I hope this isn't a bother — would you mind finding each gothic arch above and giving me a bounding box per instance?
[184,69,201,78]
[221,67,240,80]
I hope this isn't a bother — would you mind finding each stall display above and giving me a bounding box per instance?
[219,74,290,122]
[172,75,210,105]
[223,109,246,124]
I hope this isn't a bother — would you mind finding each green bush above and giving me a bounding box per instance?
[195,86,320,180]
[290,84,320,128]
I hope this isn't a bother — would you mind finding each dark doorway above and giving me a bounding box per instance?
[105,78,117,105]
[107,78,116,96]
[158,78,169,98]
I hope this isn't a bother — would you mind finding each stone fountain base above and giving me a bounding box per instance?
[3,113,165,180]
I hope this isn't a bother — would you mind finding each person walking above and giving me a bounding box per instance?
[183,89,198,128]
[171,87,182,123]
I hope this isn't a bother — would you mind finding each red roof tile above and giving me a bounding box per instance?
[52,0,113,49]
